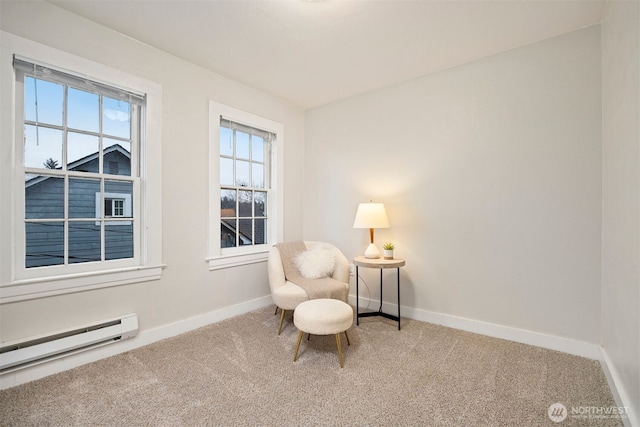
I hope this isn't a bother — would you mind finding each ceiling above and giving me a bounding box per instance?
[48,0,606,109]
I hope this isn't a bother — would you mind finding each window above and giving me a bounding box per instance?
[1,32,163,303]
[219,119,273,249]
[208,101,284,269]
[108,199,125,217]
[95,192,132,225]
[16,58,140,269]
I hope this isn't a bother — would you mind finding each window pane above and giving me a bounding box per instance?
[102,96,130,139]
[238,190,252,217]
[254,191,267,217]
[105,180,133,217]
[105,199,113,217]
[220,157,233,186]
[221,189,236,217]
[25,175,64,219]
[25,77,63,126]
[113,200,124,216]
[67,132,99,172]
[220,126,233,156]
[106,222,133,260]
[221,219,236,248]
[25,221,64,268]
[67,87,99,132]
[69,177,99,219]
[238,219,252,245]
[236,160,249,187]
[252,136,264,162]
[255,218,267,245]
[236,131,250,159]
[252,163,264,188]
[68,222,101,264]
[24,125,63,169]
[103,138,132,176]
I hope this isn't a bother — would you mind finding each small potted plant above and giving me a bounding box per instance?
[383,242,395,260]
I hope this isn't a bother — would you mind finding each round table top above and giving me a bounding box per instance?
[353,256,406,268]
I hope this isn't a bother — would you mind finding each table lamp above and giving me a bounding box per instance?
[353,202,390,258]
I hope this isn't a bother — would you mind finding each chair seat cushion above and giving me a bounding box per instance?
[294,299,353,335]
[271,281,309,310]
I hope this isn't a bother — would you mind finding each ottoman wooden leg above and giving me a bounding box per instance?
[344,330,351,346]
[293,330,304,362]
[335,333,344,368]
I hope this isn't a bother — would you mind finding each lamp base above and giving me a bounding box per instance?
[364,243,381,259]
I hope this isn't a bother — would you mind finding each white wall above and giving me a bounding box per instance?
[305,26,602,344]
[601,0,640,423]
[0,1,305,341]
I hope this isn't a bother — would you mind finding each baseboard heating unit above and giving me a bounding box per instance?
[0,313,138,374]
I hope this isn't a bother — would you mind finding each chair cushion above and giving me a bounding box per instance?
[294,246,336,279]
[271,281,309,310]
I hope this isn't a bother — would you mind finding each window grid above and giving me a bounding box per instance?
[21,72,139,268]
[112,199,125,217]
[220,121,271,249]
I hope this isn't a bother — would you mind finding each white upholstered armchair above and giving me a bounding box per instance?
[268,241,350,335]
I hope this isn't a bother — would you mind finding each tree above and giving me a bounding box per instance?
[43,158,59,169]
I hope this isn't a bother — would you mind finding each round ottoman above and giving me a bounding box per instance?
[293,298,353,368]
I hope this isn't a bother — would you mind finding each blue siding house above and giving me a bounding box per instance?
[25,144,133,268]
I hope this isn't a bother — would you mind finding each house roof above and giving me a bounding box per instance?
[25,144,130,188]
[48,0,605,109]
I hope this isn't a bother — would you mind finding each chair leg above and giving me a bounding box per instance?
[344,330,351,346]
[277,309,286,335]
[274,306,279,315]
[335,333,344,368]
[293,330,304,362]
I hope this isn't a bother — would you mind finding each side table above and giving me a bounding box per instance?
[353,256,406,330]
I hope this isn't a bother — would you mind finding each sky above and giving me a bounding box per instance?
[219,126,266,189]
[24,76,132,174]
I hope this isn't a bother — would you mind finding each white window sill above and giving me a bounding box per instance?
[0,265,165,303]
[207,250,268,270]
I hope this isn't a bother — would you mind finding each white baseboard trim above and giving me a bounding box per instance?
[0,295,273,390]
[348,295,601,360]
[599,348,638,427]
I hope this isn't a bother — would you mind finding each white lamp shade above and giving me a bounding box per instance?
[353,203,390,229]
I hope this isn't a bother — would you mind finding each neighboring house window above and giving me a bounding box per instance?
[208,101,284,270]
[108,199,125,217]
[1,37,163,303]
[94,192,132,224]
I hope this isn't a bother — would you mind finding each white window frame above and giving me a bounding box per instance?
[207,101,284,270]
[0,31,164,303]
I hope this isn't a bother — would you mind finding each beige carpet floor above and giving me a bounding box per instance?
[0,306,623,426]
